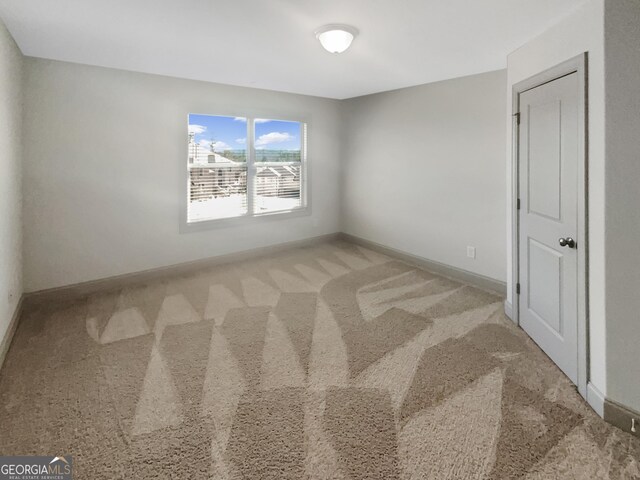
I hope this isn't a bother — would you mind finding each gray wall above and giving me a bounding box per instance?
[604,0,640,413]
[22,58,343,292]
[342,70,507,282]
[0,19,23,351]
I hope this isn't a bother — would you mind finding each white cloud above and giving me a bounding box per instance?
[188,124,207,134]
[236,138,246,144]
[255,132,294,147]
[198,139,231,152]
[234,117,270,123]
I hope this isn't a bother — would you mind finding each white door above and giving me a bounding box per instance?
[518,72,580,384]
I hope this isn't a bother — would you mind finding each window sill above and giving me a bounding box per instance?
[179,206,311,234]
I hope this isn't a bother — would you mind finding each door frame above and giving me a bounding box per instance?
[511,53,589,398]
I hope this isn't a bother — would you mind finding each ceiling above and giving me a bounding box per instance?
[0,0,587,99]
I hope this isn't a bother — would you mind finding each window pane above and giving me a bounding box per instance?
[188,114,248,222]
[254,164,302,214]
[188,165,247,221]
[254,119,302,162]
[253,119,304,214]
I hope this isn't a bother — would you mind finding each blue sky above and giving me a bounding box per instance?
[188,114,301,152]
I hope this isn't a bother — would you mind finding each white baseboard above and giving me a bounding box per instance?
[0,295,24,371]
[504,301,513,321]
[587,382,606,418]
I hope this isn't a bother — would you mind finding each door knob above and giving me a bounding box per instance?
[558,237,576,248]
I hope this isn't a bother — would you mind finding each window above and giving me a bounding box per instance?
[187,114,306,224]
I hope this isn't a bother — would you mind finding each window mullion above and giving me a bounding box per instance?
[247,117,255,216]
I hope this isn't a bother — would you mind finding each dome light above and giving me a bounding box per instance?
[315,24,358,54]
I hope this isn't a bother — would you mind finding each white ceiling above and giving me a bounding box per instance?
[0,0,587,99]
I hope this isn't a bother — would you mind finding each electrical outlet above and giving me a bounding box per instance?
[467,246,476,259]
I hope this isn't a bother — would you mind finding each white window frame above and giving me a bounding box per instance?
[181,115,310,232]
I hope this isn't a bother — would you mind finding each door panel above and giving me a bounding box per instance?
[519,72,579,384]
[528,100,562,221]
[528,238,562,335]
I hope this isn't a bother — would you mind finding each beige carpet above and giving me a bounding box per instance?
[1,240,639,479]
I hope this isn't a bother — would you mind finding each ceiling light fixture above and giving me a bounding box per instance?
[315,24,358,54]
